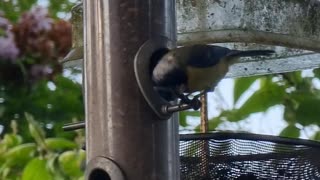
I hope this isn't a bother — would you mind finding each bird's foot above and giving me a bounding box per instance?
[189,97,201,110]
[179,91,207,110]
[178,94,192,104]
[177,94,201,110]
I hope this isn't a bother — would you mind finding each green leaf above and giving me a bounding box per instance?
[194,117,222,132]
[0,167,10,180]
[283,100,298,123]
[25,113,47,149]
[207,117,222,131]
[179,111,200,127]
[78,176,85,180]
[279,125,300,138]
[283,72,303,85]
[47,154,65,180]
[22,158,53,180]
[295,98,320,126]
[230,82,285,121]
[233,76,257,105]
[311,131,320,141]
[58,150,85,178]
[1,134,23,149]
[220,110,242,122]
[4,143,36,167]
[313,69,320,79]
[45,138,77,151]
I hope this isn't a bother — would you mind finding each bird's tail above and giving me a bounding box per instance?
[227,50,275,58]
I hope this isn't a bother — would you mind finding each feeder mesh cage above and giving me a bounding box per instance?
[179,133,320,180]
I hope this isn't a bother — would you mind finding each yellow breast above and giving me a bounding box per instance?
[186,60,229,93]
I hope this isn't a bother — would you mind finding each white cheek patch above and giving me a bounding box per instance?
[152,55,178,82]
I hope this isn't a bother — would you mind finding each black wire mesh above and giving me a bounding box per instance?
[180,132,320,180]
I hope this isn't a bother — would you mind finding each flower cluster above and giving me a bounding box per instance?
[0,14,19,62]
[0,6,72,85]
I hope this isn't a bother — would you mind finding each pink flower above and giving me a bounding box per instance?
[0,16,9,31]
[19,6,53,33]
[0,36,19,62]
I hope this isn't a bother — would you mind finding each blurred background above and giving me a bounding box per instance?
[0,0,319,179]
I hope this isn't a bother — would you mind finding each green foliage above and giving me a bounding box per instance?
[0,2,84,179]
[1,75,84,139]
[293,96,320,126]
[2,143,36,167]
[229,78,285,121]
[233,76,257,105]
[45,138,77,151]
[0,0,80,21]
[22,158,53,180]
[182,71,320,140]
[0,0,37,21]
[0,4,83,139]
[312,131,320,140]
[26,113,47,149]
[0,117,85,180]
[180,111,200,127]
[48,0,78,19]
[194,117,222,132]
[207,117,223,131]
[279,124,300,138]
[59,150,85,178]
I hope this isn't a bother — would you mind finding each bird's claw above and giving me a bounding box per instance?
[178,93,203,110]
[189,97,201,110]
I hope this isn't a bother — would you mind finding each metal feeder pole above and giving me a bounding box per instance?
[83,0,179,179]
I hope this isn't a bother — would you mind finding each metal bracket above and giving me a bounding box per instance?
[134,36,175,119]
[134,36,202,120]
[62,121,85,131]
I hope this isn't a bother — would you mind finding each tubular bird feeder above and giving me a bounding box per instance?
[63,0,320,179]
